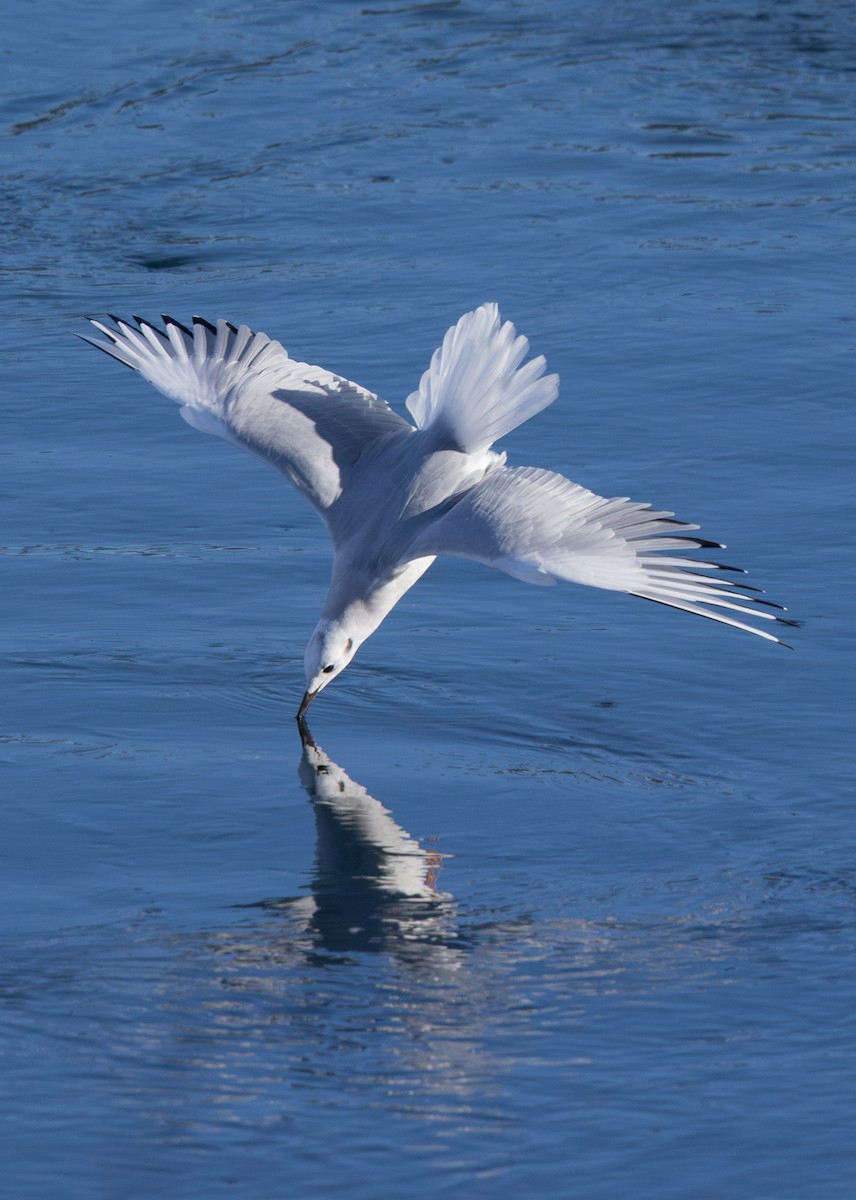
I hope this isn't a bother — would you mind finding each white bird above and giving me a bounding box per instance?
[81,304,793,720]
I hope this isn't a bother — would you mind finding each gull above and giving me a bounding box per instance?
[81,304,793,720]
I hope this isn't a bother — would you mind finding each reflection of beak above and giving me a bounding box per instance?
[297,688,318,724]
[296,711,316,749]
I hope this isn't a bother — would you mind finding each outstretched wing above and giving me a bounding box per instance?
[403,466,795,644]
[81,315,413,537]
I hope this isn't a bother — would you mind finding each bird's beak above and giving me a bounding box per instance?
[297,688,318,723]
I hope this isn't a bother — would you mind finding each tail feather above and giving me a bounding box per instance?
[405,303,559,453]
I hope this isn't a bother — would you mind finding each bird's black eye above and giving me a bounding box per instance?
[322,664,335,674]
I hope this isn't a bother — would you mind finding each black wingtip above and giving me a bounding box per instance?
[82,322,117,344]
[76,333,136,370]
[742,595,788,612]
[134,315,169,338]
[671,535,726,550]
[162,314,193,336]
[192,315,218,334]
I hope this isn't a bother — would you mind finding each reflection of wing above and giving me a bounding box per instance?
[403,466,794,643]
[81,315,413,539]
[299,736,444,901]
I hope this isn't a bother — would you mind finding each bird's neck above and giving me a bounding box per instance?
[320,555,435,642]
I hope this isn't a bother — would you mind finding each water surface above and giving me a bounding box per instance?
[2,2,855,1197]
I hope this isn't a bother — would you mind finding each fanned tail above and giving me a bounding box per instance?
[405,304,559,453]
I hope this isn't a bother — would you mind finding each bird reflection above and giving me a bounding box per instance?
[251,722,461,965]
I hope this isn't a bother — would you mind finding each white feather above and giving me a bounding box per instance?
[404,466,794,644]
[405,303,559,453]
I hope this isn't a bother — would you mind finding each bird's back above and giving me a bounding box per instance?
[329,429,502,572]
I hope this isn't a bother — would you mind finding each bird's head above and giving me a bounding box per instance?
[296,564,432,723]
[299,619,361,719]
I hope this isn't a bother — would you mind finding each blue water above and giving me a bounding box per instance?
[3,1,855,1196]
